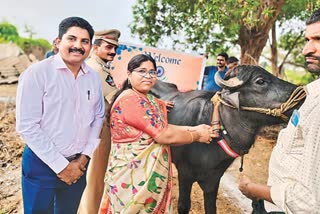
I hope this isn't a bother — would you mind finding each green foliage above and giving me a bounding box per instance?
[17,37,51,52]
[278,31,305,66]
[277,0,320,72]
[285,69,317,85]
[264,63,316,85]
[131,0,241,53]
[279,32,304,50]
[132,0,273,53]
[0,21,51,53]
[0,37,6,43]
[0,21,19,42]
[278,0,319,22]
[33,38,51,50]
[24,24,36,39]
[130,0,318,59]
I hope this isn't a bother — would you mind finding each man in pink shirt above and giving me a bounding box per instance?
[16,17,105,213]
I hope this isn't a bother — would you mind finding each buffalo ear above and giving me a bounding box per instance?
[222,91,240,110]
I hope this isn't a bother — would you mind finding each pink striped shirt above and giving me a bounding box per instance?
[16,54,105,173]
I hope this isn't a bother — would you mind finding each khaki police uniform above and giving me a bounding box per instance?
[78,29,120,214]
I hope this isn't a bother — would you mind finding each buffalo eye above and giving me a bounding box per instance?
[255,78,265,85]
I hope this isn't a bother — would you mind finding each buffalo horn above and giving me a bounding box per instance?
[214,72,244,89]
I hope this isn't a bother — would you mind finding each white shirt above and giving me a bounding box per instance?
[266,78,320,213]
[16,54,105,173]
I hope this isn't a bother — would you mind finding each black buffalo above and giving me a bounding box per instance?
[150,65,305,214]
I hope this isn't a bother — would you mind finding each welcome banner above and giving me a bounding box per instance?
[110,43,206,91]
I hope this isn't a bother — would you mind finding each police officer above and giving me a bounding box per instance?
[78,29,121,214]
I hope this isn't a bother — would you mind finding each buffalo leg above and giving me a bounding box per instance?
[203,189,218,214]
[177,173,193,214]
[198,178,221,214]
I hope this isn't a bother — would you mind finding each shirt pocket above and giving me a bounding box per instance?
[278,122,305,154]
[81,89,98,125]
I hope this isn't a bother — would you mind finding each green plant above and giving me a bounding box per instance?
[0,21,19,42]
[0,21,51,53]
[285,69,316,85]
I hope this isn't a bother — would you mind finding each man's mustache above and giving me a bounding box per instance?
[69,47,85,55]
[107,53,116,57]
[305,53,320,61]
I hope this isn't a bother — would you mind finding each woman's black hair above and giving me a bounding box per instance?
[107,54,157,120]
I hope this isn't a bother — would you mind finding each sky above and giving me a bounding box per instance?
[0,0,142,44]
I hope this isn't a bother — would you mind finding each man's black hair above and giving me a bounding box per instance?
[58,17,94,42]
[306,8,320,25]
[227,56,239,64]
[94,39,103,46]
[218,52,229,61]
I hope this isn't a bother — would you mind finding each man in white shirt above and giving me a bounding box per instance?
[239,9,320,214]
[16,16,105,213]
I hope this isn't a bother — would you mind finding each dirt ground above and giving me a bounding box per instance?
[0,84,280,214]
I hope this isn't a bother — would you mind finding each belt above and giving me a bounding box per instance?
[65,153,81,162]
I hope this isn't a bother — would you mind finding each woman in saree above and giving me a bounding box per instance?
[99,54,214,213]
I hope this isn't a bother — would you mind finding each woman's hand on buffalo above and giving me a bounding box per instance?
[191,124,215,144]
[163,100,174,112]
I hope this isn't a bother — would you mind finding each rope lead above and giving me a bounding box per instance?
[239,155,244,172]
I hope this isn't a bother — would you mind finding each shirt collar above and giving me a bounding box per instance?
[90,53,110,73]
[53,53,90,74]
[306,78,320,97]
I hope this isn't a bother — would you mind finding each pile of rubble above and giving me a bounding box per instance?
[0,43,34,84]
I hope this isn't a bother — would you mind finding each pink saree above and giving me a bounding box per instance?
[99,89,173,213]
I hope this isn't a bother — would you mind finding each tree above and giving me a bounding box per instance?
[0,21,51,57]
[0,22,19,43]
[268,1,318,76]
[24,24,36,39]
[130,0,318,64]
